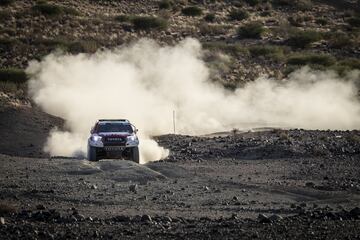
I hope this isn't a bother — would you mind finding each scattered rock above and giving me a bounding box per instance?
[0,217,5,225]
[36,204,45,210]
[258,214,271,223]
[269,214,283,222]
[141,215,152,222]
[129,184,138,193]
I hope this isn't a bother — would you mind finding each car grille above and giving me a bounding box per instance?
[103,136,126,146]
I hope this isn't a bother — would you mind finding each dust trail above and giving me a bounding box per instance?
[27,38,360,163]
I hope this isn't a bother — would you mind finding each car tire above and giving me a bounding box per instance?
[88,146,98,161]
[130,147,140,164]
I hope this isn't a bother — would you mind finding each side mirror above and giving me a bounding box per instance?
[90,127,94,134]
[135,128,138,133]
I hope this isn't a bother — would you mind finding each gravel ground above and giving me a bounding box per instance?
[0,129,359,239]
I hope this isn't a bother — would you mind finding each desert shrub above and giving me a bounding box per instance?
[287,30,322,48]
[248,45,285,61]
[295,0,313,11]
[287,53,335,67]
[203,42,249,56]
[328,32,356,49]
[62,6,79,15]
[182,6,202,16]
[32,2,78,16]
[115,14,132,22]
[67,41,99,54]
[32,2,62,16]
[229,9,249,21]
[260,10,272,17]
[131,16,168,30]
[237,22,265,39]
[338,58,360,70]
[199,23,232,35]
[245,0,260,6]
[158,0,173,9]
[0,10,11,21]
[0,81,18,92]
[0,0,13,6]
[315,18,328,26]
[0,68,28,84]
[271,0,292,6]
[272,0,312,10]
[347,17,360,28]
[204,13,215,22]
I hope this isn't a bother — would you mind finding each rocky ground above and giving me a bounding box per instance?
[0,113,359,238]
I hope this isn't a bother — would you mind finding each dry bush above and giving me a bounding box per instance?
[286,30,322,48]
[132,16,168,31]
[0,68,28,84]
[229,9,249,21]
[199,23,232,35]
[182,6,202,16]
[287,53,336,67]
[248,45,286,62]
[237,22,265,39]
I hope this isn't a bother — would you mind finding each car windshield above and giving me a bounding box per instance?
[96,123,133,133]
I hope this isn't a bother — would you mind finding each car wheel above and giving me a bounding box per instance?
[130,147,140,164]
[88,146,98,161]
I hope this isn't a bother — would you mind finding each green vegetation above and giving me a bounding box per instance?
[33,38,99,54]
[228,9,249,21]
[199,23,232,35]
[287,53,336,67]
[204,13,215,22]
[32,2,78,16]
[272,0,313,10]
[287,30,322,48]
[0,68,28,84]
[336,58,360,73]
[131,16,168,31]
[182,6,202,16]
[245,0,261,6]
[202,42,249,57]
[315,18,328,26]
[248,45,286,61]
[237,22,265,39]
[115,14,132,22]
[67,41,99,54]
[328,32,357,49]
[158,0,173,9]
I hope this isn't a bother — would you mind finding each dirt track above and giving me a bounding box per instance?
[1,128,360,239]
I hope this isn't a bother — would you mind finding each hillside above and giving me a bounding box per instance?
[0,0,359,93]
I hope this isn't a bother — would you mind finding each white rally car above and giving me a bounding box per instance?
[87,119,139,163]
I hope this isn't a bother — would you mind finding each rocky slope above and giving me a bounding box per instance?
[0,0,359,90]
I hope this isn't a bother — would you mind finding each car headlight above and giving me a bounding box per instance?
[127,135,137,142]
[91,135,102,142]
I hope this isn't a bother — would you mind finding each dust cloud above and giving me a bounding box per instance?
[27,38,360,163]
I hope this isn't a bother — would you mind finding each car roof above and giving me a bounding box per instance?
[97,119,130,124]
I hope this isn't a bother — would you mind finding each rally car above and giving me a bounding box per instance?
[87,119,139,163]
